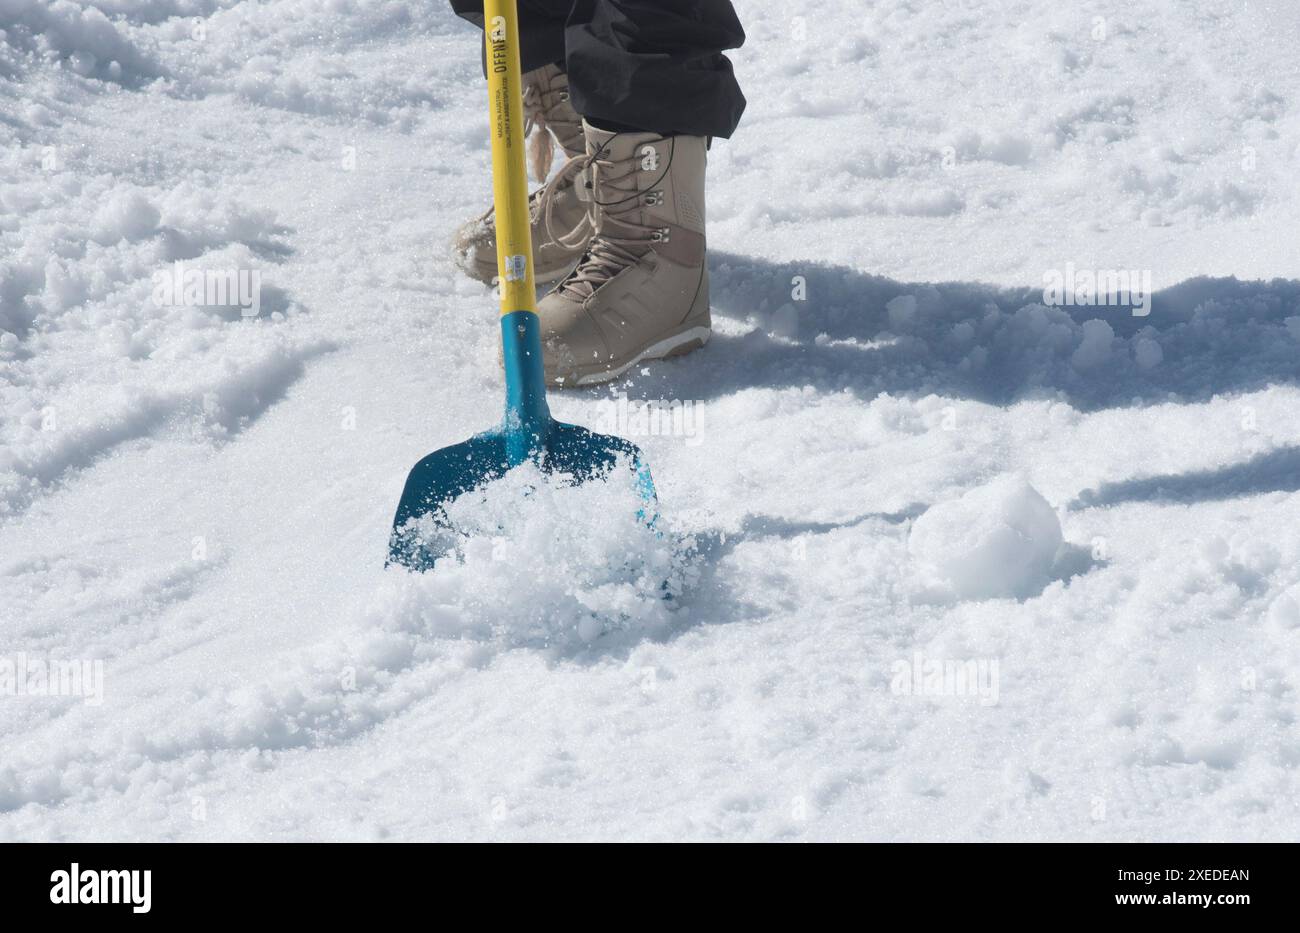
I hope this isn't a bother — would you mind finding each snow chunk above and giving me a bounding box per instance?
[908,476,1063,600]
[1071,319,1115,371]
[91,188,160,244]
[0,0,158,83]
[1267,586,1300,630]
[1133,336,1163,369]
[947,128,1033,165]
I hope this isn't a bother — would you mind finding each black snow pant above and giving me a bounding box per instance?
[448,0,746,139]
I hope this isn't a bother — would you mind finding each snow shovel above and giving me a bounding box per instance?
[387,0,654,570]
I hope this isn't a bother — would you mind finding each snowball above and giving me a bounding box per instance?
[908,475,1063,600]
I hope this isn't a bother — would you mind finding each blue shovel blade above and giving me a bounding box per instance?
[387,419,656,571]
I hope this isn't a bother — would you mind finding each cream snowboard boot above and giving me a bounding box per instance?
[537,120,710,386]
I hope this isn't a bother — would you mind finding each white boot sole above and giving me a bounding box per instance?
[566,326,712,386]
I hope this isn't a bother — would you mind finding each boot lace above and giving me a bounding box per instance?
[543,134,677,301]
[475,109,587,247]
[479,67,599,254]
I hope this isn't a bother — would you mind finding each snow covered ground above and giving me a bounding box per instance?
[2,0,1299,840]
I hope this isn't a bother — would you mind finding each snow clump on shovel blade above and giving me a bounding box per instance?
[375,461,697,655]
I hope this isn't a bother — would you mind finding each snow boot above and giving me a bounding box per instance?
[537,120,710,386]
[452,63,591,286]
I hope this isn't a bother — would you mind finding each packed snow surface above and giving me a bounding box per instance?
[2,0,1299,840]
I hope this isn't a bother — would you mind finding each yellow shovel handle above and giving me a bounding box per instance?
[484,0,537,315]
